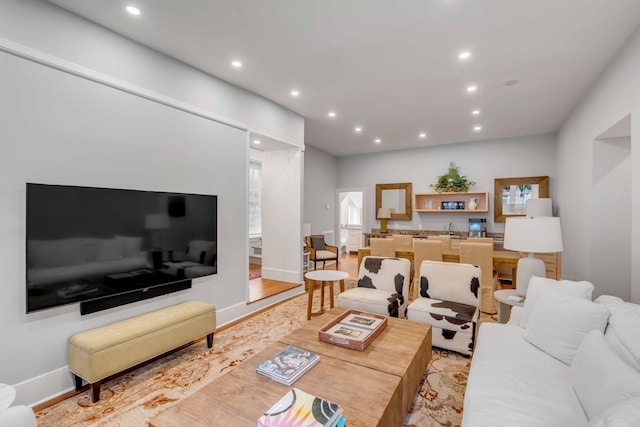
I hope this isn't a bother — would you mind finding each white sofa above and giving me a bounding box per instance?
[27,236,148,287]
[463,277,640,427]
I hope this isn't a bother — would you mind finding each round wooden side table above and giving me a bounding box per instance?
[304,270,349,320]
[494,289,525,324]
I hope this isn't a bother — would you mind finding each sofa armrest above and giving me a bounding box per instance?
[507,306,523,326]
[0,406,37,427]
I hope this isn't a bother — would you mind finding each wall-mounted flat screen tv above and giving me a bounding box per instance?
[26,183,217,314]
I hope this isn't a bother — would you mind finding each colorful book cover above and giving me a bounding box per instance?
[257,388,341,427]
[257,346,319,382]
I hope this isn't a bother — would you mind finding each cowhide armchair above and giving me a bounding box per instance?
[337,256,411,318]
[407,260,480,356]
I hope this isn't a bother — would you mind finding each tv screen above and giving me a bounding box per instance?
[26,183,217,313]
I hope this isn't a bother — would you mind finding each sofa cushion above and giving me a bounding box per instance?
[520,276,594,328]
[95,238,124,261]
[115,235,143,257]
[28,238,95,268]
[462,322,587,427]
[185,240,216,265]
[524,288,609,365]
[571,330,640,420]
[586,396,640,427]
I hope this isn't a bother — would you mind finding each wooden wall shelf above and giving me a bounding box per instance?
[414,191,489,213]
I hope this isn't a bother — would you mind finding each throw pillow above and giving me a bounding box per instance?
[586,396,640,427]
[572,330,640,420]
[115,235,143,257]
[310,237,325,250]
[523,287,609,365]
[520,276,594,328]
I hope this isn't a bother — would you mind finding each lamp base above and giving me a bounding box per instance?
[515,253,546,296]
[380,219,388,233]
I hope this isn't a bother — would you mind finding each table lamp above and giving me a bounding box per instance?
[503,216,563,296]
[377,208,392,233]
[145,213,171,249]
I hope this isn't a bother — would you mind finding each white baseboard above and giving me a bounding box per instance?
[261,267,301,283]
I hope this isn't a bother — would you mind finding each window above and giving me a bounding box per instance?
[248,161,262,237]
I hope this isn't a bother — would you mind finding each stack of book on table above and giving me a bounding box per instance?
[257,387,346,427]
[256,345,320,386]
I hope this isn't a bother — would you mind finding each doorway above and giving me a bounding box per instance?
[337,188,365,256]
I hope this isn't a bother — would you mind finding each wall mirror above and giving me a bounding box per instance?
[376,183,412,220]
[494,176,549,222]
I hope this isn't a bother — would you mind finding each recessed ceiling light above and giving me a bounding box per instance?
[458,51,471,60]
[419,133,427,139]
[472,109,481,115]
[466,85,477,93]
[374,138,381,144]
[231,60,242,68]
[328,111,336,118]
[253,139,261,144]
[355,127,362,133]
[126,6,141,15]
[473,126,482,132]
[291,90,299,97]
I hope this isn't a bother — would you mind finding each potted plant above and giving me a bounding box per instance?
[430,162,476,193]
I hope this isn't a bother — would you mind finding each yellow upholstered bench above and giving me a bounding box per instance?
[68,300,216,402]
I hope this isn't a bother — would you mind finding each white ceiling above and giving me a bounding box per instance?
[47,0,640,157]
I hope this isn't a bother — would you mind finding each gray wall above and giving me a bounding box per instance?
[556,25,640,302]
[303,144,339,236]
[0,0,304,406]
[337,134,557,236]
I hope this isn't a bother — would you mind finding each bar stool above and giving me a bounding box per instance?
[304,270,349,320]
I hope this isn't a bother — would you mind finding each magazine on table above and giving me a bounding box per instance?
[257,346,319,385]
[257,387,342,427]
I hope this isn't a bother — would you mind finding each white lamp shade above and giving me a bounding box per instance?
[503,216,563,253]
[525,198,553,217]
[377,208,392,219]
[145,213,170,230]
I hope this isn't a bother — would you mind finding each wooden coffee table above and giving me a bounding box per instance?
[149,307,432,427]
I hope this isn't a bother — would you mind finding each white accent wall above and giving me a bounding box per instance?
[302,144,339,236]
[557,25,640,302]
[0,0,304,406]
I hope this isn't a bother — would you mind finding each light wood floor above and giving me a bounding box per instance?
[248,252,358,303]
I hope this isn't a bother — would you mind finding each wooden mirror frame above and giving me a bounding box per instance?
[494,176,549,222]
[376,183,412,221]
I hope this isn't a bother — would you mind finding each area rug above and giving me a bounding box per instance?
[249,271,261,280]
[36,285,473,427]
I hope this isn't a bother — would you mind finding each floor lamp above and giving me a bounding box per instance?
[503,216,563,296]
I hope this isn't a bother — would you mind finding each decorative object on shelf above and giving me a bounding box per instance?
[441,201,465,210]
[430,162,476,193]
[377,208,392,233]
[503,216,563,296]
[468,197,479,210]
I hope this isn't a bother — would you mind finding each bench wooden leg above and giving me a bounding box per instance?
[73,374,83,391]
[206,332,214,348]
[91,382,101,403]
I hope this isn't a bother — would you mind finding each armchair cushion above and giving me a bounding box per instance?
[337,256,410,318]
[407,261,480,356]
[310,236,326,250]
[314,249,336,260]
